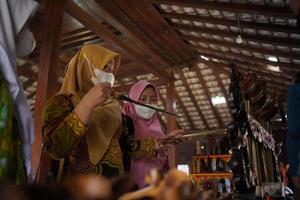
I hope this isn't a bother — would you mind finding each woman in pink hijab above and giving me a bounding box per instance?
[122,80,182,188]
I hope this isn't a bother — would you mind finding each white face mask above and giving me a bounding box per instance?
[134,104,156,119]
[16,27,36,57]
[84,53,115,87]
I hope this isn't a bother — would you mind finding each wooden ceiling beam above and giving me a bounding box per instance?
[184,35,300,62]
[116,0,194,64]
[175,93,196,129]
[114,79,165,94]
[194,66,224,128]
[117,63,148,79]
[61,36,102,51]
[172,23,300,48]
[197,55,290,92]
[61,31,95,44]
[152,0,294,18]
[157,89,181,130]
[157,113,167,132]
[65,0,172,83]
[61,27,89,38]
[162,12,298,34]
[198,52,292,83]
[192,46,300,73]
[178,71,209,129]
[94,0,179,67]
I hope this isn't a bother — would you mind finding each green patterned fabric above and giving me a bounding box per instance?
[0,75,26,184]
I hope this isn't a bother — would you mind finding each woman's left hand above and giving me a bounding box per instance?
[163,130,189,145]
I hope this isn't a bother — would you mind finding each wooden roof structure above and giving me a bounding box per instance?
[19,0,299,135]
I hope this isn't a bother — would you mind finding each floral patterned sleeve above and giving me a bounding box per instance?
[41,95,87,160]
[120,115,157,159]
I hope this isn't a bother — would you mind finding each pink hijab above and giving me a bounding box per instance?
[122,81,168,188]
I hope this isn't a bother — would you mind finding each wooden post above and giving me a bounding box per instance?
[166,81,178,168]
[32,0,65,182]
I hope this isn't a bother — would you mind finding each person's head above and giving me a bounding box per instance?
[138,85,158,105]
[62,175,112,200]
[123,81,160,120]
[60,44,121,97]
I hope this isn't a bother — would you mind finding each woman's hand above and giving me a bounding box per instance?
[74,82,112,124]
[155,130,188,150]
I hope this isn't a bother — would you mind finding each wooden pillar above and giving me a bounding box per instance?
[32,0,65,182]
[166,81,178,168]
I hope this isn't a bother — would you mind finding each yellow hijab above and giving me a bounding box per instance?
[59,44,122,165]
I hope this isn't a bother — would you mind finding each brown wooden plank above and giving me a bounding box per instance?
[161,12,298,34]
[157,113,167,132]
[197,53,292,82]
[194,66,224,128]
[172,23,300,48]
[65,0,172,83]
[166,81,178,168]
[94,0,177,66]
[116,62,148,79]
[152,0,294,18]
[184,35,300,63]
[32,0,65,182]
[198,55,290,92]
[192,46,299,73]
[114,79,165,94]
[175,93,196,129]
[116,0,194,63]
[178,71,209,129]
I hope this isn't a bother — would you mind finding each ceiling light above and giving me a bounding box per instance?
[267,56,278,62]
[267,64,281,72]
[200,55,209,61]
[235,34,243,44]
[212,96,226,105]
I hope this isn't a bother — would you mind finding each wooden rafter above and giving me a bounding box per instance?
[194,66,224,127]
[65,0,172,82]
[178,71,209,129]
[161,12,298,34]
[198,53,292,86]
[116,62,147,79]
[175,93,196,129]
[115,0,194,63]
[157,88,181,130]
[198,56,289,92]
[114,79,165,94]
[33,0,65,181]
[192,46,299,73]
[157,113,167,132]
[215,74,230,104]
[171,23,300,48]
[184,35,300,62]
[197,54,292,82]
[94,0,185,67]
[152,0,294,18]
[61,30,94,44]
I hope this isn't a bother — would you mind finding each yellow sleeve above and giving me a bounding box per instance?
[42,95,87,159]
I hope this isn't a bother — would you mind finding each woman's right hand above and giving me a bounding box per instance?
[81,82,112,109]
[74,82,112,124]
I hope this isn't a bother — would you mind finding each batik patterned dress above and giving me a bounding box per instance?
[42,94,157,180]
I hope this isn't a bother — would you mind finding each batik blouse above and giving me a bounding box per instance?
[42,94,157,179]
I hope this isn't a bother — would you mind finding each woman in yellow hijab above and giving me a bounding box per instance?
[42,44,121,178]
